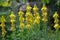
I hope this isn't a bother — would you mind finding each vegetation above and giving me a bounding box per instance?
[0,0,60,40]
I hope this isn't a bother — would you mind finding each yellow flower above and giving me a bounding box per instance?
[20,23,25,29]
[26,3,33,28]
[41,4,48,22]
[42,17,48,22]
[33,4,38,12]
[53,11,60,29]
[10,11,15,19]
[0,16,6,37]
[41,4,47,11]
[34,16,40,24]
[34,12,40,17]
[10,20,15,23]
[53,11,59,18]
[26,12,33,24]
[53,11,59,24]
[10,11,16,23]
[33,4,41,24]
[34,19,39,24]
[26,12,33,18]
[26,3,32,11]
[54,19,59,24]
[18,9,24,16]
[1,16,6,22]
[2,29,6,37]
[54,24,60,29]
[0,23,5,27]
[11,24,16,31]
[26,24,31,29]
[42,12,47,17]
[19,17,24,23]
[26,18,32,24]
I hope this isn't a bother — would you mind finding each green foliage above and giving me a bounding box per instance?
[56,0,60,6]
[0,0,60,40]
[41,0,50,4]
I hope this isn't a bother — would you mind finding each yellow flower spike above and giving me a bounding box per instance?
[26,3,32,11]
[18,8,24,23]
[18,8,25,29]
[10,11,16,31]
[33,4,40,17]
[53,11,60,29]
[0,16,6,37]
[53,11,59,24]
[33,4,41,24]
[33,4,38,12]
[41,4,47,11]
[41,4,48,22]
[54,24,60,29]
[25,3,33,29]
[26,3,32,19]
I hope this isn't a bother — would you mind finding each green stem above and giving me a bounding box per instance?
[43,22,48,40]
[27,30,30,40]
[55,29,60,40]
[37,24,40,40]
[11,30,16,40]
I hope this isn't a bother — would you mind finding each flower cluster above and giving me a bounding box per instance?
[53,11,60,29]
[0,16,6,37]
[18,8,25,29]
[25,3,33,29]
[33,4,41,24]
[10,11,16,31]
[41,4,48,22]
